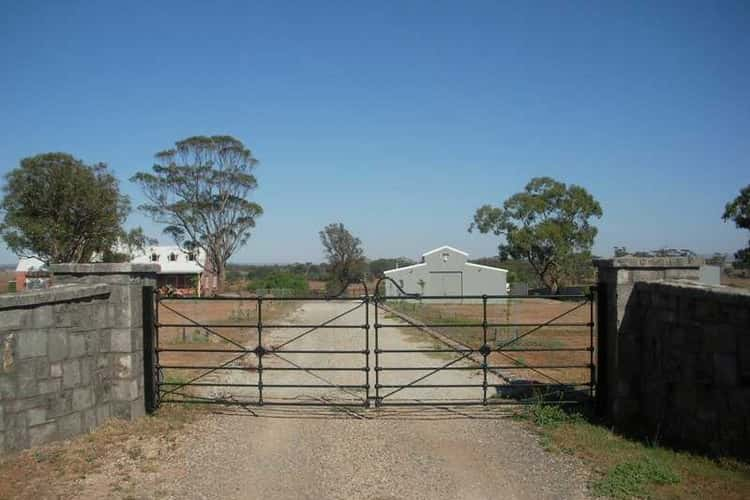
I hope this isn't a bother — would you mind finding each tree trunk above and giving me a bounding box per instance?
[215,261,225,293]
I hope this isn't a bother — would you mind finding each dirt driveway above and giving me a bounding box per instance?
[93,300,591,499]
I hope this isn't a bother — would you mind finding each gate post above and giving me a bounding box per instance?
[143,286,158,413]
[595,280,609,418]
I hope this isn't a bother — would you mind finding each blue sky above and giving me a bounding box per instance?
[1,1,748,264]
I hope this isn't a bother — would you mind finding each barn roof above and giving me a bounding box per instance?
[422,245,469,257]
[466,262,509,273]
[383,262,426,274]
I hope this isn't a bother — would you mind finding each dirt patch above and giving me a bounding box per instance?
[0,271,15,294]
[387,298,594,387]
[157,298,299,396]
[0,406,207,500]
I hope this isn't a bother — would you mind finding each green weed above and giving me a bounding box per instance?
[592,457,680,498]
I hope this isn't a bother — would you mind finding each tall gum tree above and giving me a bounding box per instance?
[469,177,603,293]
[132,136,262,292]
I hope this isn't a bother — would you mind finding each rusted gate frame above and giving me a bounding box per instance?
[153,293,370,408]
[371,276,596,407]
[144,283,596,411]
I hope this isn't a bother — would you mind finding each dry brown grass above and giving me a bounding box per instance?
[0,405,205,500]
[387,298,593,386]
[722,274,750,290]
[0,271,14,294]
[157,298,299,386]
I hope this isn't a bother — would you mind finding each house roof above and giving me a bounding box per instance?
[422,245,469,257]
[15,245,206,275]
[16,257,47,273]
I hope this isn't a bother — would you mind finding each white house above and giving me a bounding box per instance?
[14,246,217,296]
[130,246,216,295]
[384,246,508,302]
[15,257,49,291]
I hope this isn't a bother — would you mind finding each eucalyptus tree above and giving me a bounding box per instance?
[1,153,130,263]
[470,177,603,293]
[132,136,262,291]
[723,184,750,269]
[319,222,366,292]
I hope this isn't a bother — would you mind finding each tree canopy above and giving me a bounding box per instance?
[469,177,602,292]
[367,257,415,278]
[319,222,366,292]
[0,153,131,264]
[132,135,262,291]
[723,184,750,269]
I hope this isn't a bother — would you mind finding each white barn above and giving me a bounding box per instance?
[383,246,508,302]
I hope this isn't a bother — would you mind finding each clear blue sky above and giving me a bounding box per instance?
[1,1,748,264]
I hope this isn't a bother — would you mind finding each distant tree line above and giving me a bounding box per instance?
[226,258,418,285]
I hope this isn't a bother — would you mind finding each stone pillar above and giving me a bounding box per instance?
[50,264,159,420]
[593,256,702,419]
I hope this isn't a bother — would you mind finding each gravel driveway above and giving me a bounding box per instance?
[88,300,591,499]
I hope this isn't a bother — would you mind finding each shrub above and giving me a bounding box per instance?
[592,457,680,498]
[249,272,309,294]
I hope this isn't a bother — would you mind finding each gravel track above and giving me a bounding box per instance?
[82,300,591,499]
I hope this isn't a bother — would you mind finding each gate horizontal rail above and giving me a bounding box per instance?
[146,284,596,411]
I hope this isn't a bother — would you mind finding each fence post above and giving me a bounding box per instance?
[143,286,157,413]
[594,280,608,418]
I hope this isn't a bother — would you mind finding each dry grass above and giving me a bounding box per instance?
[0,271,14,294]
[722,274,750,290]
[0,405,206,500]
[387,298,593,386]
[157,298,299,390]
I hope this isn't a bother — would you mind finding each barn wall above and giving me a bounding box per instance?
[463,265,507,298]
[384,251,507,302]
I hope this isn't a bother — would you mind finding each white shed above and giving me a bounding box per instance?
[383,246,507,302]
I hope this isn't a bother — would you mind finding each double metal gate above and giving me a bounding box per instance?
[143,283,596,411]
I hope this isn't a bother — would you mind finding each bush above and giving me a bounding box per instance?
[529,402,573,428]
[249,272,309,294]
[592,457,680,498]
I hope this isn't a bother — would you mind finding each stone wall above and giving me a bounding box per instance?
[594,256,703,418]
[0,264,157,454]
[595,257,750,458]
[617,281,750,457]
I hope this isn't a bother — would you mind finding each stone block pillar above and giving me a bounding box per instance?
[50,264,159,420]
[593,256,702,419]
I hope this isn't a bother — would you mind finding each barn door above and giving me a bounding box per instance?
[437,272,462,296]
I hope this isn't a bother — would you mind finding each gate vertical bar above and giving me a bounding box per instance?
[482,295,488,405]
[364,295,370,407]
[374,296,380,407]
[589,286,596,401]
[142,286,157,413]
[154,289,161,408]
[257,297,264,406]
[595,280,608,417]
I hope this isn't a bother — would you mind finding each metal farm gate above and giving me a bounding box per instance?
[143,280,596,411]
